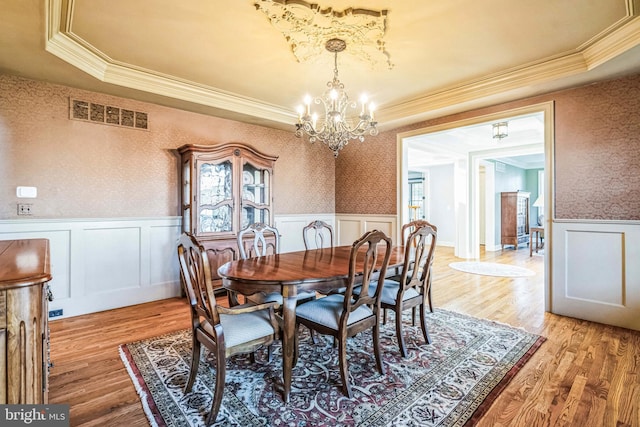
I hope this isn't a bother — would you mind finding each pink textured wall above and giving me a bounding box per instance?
[553,75,640,220]
[0,74,335,219]
[336,73,640,221]
[4,72,639,221]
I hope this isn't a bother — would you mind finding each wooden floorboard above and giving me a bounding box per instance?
[48,246,640,426]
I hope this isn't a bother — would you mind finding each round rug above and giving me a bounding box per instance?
[449,261,536,277]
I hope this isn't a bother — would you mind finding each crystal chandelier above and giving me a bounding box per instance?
[295,38,378,157]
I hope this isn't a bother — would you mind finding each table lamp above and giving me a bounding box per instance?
[533,195,544,226]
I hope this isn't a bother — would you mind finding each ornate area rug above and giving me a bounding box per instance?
[120,309,544,426]
[449,262,536,277]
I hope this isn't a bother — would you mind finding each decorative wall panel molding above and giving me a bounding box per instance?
[274,213,335,253]
[254,0,392,69]
[0,217,181,319]
[552,220,640,331]
[335,214,397,246]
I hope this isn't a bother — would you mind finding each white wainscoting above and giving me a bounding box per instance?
[0,217,182,319]
[552,220,640,331]
[0,214,400,320]
[335,214,398,246]
[276,214,398,250]
[273,214,335,253]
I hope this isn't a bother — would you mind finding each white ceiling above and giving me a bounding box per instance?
[1,0,640,132]
[406,112,545,170]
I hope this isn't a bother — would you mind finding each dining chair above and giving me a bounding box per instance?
[177,233,279,425]
[357,224,437,357]
[392,219,438,313]
[239,223,316,306]
[303,220,343,300]
[237,222,280,259]
[302,220,334,250]
[294,229,392,398]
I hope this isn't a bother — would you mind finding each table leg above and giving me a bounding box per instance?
[530,232,534,257]
[281,292,297,403]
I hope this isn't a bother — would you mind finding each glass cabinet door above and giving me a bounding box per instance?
[241,162,271,229]
[198,160,233,233]
[181,159,191,233]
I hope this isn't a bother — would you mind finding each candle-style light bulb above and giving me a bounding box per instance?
[304,95,312,115]
[329,89,338,111]
[369,102,375,121]
[360,94,368,115]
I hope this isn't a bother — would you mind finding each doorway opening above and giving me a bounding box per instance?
[396,102,552,263]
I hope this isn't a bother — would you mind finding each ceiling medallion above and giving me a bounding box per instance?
[254,0,392,69]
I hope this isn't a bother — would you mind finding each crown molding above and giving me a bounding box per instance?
[44,0,640,131]
[582,14,640,68]
[379,52,587,128]
[45,0,296,125]
[380,13,640,129]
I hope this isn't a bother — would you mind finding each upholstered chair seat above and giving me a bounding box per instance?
[355,279,420,306]
[246,290,317,306]
[295,294,374,330]
[199,305,276,349]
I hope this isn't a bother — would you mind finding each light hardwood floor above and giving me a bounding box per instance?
[48,245,640,426]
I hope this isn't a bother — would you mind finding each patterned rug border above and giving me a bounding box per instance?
[464,333,545,425]
[120,309,546,427]
[120,344,164,427]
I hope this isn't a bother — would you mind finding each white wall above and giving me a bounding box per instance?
[426,164,456,247]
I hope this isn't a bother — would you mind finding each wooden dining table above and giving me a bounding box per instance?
[217,244,407,402]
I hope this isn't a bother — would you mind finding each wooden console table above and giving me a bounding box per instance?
[0,239,52,404]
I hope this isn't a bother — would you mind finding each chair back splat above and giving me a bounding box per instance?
[178,233,219,327]
[401,225,437,292]
[401,219,438,246]
[344,230,391,318]
[303,220,334,250]
[237,222,280,259]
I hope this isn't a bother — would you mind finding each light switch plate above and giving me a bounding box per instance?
[16,186,37,198]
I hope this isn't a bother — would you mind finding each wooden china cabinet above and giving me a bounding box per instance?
[177,143,278,292]
[500,191,530,250]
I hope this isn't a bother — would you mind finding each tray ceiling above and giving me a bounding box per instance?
[1,0,640,131]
